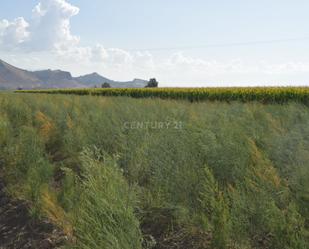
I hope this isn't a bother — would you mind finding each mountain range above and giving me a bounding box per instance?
[0,59,148,89]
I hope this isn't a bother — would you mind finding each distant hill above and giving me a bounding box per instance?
[74,72,114,86]
[33,70,84,89]
[0,59,148,89]
[0,59,41,89]
[74,73,147,88]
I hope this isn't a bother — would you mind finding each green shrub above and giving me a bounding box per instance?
[71,149,142,249]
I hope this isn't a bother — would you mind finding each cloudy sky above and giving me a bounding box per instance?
[1,0,309,86]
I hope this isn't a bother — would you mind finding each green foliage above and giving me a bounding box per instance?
[0,93,308,248]
[212,192,230,249]
[101,82,111,88]
[0,114,10,151]
[197,166,217,228]
[2,126,53,217]
[145,78,159,88]
[71,149,142,249]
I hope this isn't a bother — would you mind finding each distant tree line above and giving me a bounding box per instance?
[102,82,111,88]
[93,78,159,89]
[145,78,158,88]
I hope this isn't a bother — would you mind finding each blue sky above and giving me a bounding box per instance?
[1,0,309,86]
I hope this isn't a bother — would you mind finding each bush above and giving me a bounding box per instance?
[71,149,143,249]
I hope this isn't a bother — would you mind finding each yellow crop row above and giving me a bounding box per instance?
[16,87,309,104]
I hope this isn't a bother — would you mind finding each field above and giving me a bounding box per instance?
[1,92,309,249]
[16,87,309,104]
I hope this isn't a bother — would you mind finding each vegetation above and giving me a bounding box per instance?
[145,78,159,88]
[0,92,309,249]
[101,82,111,88]
[17,87,309,104]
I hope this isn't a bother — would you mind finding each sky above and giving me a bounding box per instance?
[0,0,309,86]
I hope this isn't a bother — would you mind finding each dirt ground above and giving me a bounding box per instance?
[0,181,67,249]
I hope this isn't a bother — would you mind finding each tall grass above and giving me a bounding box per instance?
[0,92,308,248]
[70,149,142,249]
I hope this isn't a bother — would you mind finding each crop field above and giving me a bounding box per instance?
[16,87,309,104]
[0,92,309,249]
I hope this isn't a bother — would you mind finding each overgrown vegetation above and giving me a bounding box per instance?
[0,92,308,249]
[16,87,309,104]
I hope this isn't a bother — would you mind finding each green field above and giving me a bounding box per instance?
[1,92,309,249]
[16,87,309,104]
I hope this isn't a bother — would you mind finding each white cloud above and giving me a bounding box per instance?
[164,52,250,76]
[29,0,80,50]
[91,44,109,62]
[261,61,309,74]
[0,0,152,72]
[56,45,92,63]
[0,0,79,51]
[164,53,309,76]
[0,17,30,48]
[167,52,206,67]
[151,53,309,86]
[90,47,154,69]
[104,48,133,66]
[133,51,155,69]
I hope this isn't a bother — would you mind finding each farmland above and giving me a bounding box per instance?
[0,92,309,249]
[16,87,309,104]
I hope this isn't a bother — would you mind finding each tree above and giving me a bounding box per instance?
[145,78,158,88]
[102,82,111,88]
